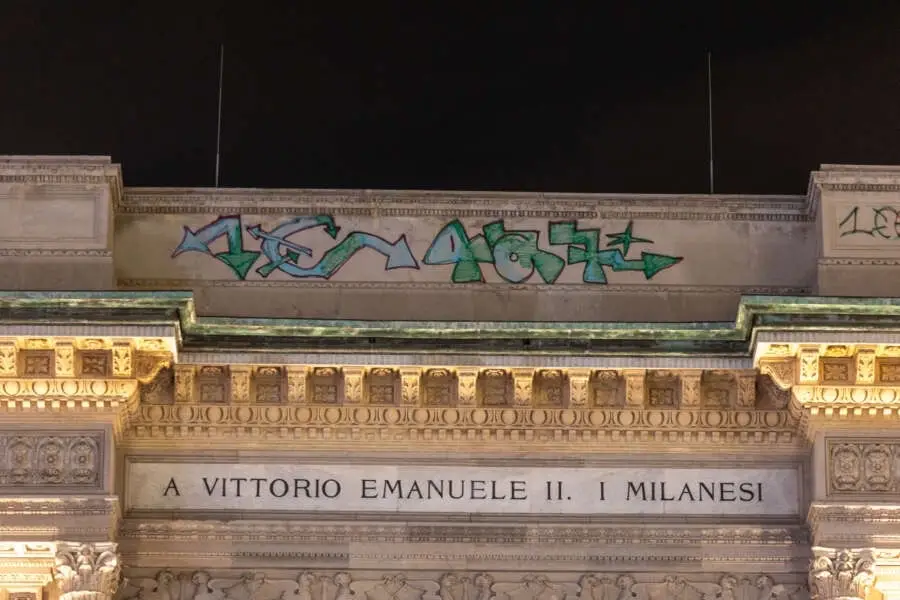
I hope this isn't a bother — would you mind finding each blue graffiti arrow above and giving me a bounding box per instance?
[171,215,261,280]
[253,216,419,279]
[597,249,682,279]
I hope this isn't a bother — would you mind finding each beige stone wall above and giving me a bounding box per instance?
[2,157,900,322]
[815,165,900,297]
[115,189,816,322]
[0,157,120,290]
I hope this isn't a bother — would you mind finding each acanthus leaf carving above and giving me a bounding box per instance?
[54,542,120,600]
[760,360,795,390]
[809,547,875,600]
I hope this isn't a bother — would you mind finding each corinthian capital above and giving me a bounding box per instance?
[53,542,120,600]
[810,547,876,600]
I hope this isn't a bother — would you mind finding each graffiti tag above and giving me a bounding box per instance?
[172,214,418,280]
[423,219,681,284]
[172,215,682,284]
[839,206,900,240]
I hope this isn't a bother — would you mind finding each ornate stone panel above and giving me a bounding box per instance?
[0,431,105,490]
[827,439,900,495]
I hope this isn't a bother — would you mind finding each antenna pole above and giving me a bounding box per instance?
[706,51,715,194]
[214,44,225,188]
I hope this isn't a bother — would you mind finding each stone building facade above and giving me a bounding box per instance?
[1,156,899,600]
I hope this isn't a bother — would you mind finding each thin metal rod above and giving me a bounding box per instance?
[706,51,715,194]
[214,44,225,188]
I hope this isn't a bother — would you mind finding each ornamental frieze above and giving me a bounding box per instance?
[128,403,800,448]
[152,365,784,410]
[117,572,808,600]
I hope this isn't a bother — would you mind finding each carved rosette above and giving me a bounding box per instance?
[54,542,120,600]
[810,547,875,600]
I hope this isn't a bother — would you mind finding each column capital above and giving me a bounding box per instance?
[810,547,876,600]
[54,542,120,600]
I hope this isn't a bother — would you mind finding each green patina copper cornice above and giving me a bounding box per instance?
[0,291,899,356]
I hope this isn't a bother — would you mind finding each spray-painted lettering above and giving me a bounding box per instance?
[172,214,418,280]
[839,206,900,240]
[173,215,682,284]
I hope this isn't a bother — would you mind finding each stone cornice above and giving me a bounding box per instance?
[812,164,900,193]
[121,186,813,221]
[125,403,803,452]
[0,497,120,542]
[0,336,173,439]
[0,155,124,212]
[4,292,900,357]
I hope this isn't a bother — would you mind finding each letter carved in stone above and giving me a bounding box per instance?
[810,548,875,600]
[54,542,120,600]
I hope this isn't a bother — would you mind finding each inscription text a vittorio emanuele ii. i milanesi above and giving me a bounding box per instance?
[162,475,765,504]
[129,463,797,516]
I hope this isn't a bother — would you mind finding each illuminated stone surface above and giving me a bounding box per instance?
[2,157,900,597]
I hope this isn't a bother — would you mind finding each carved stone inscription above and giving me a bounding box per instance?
[126,462,800,516]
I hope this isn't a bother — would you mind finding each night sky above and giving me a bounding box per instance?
[2,3,900,194]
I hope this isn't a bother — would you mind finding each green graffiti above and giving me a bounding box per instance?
[426,219,681,284]
[423,220,566,284]
[548,220,680,283]
[172,215,261,280]
[421,220,493,282]
[176,214,682,285]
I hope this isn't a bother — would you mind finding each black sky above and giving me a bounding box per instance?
[2,2,900,194]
